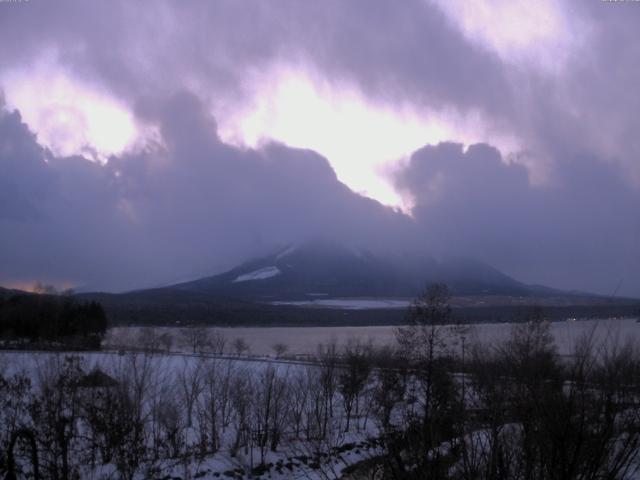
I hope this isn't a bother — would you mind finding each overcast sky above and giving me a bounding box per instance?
[1,0,639,296]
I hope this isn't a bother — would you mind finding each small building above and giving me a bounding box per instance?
[76,368,118,389]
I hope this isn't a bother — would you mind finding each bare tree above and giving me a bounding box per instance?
[288,369,311,439]
[338,340,371,432]
[153,388,184,459]
[158,332,173,353]
[108,353,158,480]
[252,365,292,464]
[0,372,34,478]
[177,358,204,428]
[31,355,86,480]
[229,371,253,457]
[396,282,452,361]
[315,341,340,440]
[232,338,250,356]
[209,329,226,355]
[181,326,211,354]
[197,359,237,455]
[5,429,40,480]
[137,328,163,353]
[371,351,406,433]
[271,342,289,359]
[373,284,465,478]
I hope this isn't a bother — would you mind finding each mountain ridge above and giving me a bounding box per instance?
[170,241,541,301]
[6,242,638,327]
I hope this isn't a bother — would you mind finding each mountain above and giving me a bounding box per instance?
[0,286,32,299]
[66,241,640,326]
[171,241,530,301]
[4,246,638,327]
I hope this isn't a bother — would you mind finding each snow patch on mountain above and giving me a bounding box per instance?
[276,245,297,260]
[233,266,281,283]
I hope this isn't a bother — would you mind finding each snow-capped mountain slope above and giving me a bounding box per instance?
[232,266,281,283]
[170,241,529,301]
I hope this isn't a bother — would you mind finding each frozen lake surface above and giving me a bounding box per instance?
[106,318,640,356]
[271,298,412,309]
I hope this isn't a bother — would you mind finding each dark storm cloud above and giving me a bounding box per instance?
[0,103,145,289]
[1,0,639,159]
[0,0,512,124]
[2,0,637,176]
[0,107,52,221]
[0,93,415,291]
[395,143,640,296]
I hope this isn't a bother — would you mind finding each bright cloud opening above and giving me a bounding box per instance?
[431,0,588,73]
[3,55,137,162]
[217,68,522,210]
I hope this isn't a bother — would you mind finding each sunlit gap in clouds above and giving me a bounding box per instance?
[430,0,590,73]
[216,70,432,210]
[4,60,526,213]
[3,54,138,163]
[216,67,523,211]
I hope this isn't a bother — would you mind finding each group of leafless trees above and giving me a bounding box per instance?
[0,342,389,479]
[106,327,255,357]
[361,284,640,479]
[2,284,640,479]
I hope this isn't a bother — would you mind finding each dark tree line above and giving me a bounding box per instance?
[0,294,108,348]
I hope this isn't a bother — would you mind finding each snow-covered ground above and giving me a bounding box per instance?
[3,318,640,479]
[0,351,381,480]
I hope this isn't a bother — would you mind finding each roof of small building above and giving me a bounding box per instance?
[77,368,118,388]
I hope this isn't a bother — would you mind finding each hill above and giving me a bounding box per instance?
[74,241,640,326]
[172,241,531,300]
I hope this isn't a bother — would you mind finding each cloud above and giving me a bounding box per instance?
[395,142,640,296]
[0,108,52,221]
[0,93,415,291]
[0,0,514,143]
[3,0,639,182]
[1,0,640,297]
[3,95,638,296]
